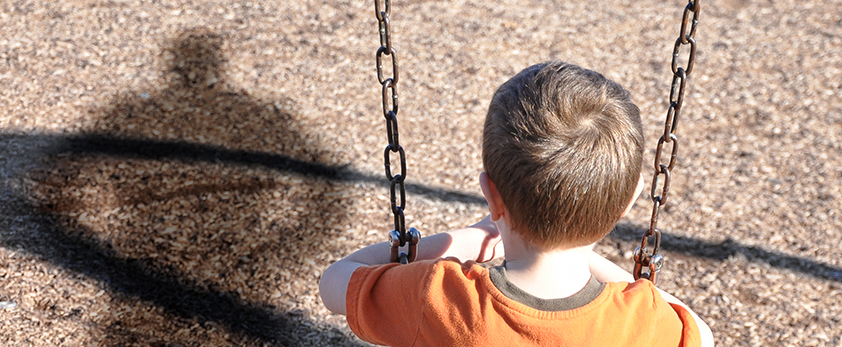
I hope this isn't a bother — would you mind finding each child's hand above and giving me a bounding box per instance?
[463,215,503,263]
[471,215,499,237]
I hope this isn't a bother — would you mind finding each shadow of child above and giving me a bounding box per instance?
[26,29,364,346]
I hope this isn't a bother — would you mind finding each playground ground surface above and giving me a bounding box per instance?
[1,0,840,345]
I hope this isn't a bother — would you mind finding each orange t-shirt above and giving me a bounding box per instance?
[347,258,701,347]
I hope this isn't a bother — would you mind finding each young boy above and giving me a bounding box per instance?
[320,61,714,346]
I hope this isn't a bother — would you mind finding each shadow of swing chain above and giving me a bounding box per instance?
[48,133,487,206]
[634,0,701,284]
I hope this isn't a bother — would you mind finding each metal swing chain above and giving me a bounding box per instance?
[633,0,700,284]
[374,0,420,264]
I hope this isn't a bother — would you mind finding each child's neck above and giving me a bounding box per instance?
[503,242,594,300]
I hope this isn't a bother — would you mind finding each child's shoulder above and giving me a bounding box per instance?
[603,278,661,300]
[378,257,492,297]
[421,257,488,280]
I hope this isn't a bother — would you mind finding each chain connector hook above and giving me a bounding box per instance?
[390,228,421,264]
[633,247,664,283]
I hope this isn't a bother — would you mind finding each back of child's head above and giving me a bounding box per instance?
[482,61,644,249]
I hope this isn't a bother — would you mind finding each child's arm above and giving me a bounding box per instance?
[588,252,714,347]
[319,216,503,315]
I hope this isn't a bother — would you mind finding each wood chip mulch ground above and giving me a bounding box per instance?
[1,0,841,346]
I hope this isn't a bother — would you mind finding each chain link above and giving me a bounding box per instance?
[374,0,420,264]
[634,0,700,284]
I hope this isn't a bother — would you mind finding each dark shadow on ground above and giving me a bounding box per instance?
[1,191,356,346]
[55,133,487,206]
[5,29,369,346]
[611,223,842,282]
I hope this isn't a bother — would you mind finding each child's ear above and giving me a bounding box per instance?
[480,172,506,222]
[621,174,645,218]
